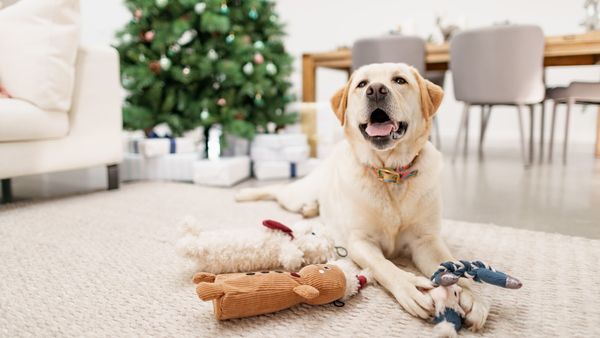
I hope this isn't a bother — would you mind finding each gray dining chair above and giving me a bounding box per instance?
[546,81,600,163]
[449,25,546,166]
[352,35,443,149]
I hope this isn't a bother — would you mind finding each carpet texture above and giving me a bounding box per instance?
[0,182,599,337]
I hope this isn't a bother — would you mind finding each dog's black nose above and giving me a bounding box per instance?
[366,83,389,101]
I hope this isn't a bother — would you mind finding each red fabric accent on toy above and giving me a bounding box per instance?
[262,219,295,240]
[357,275,367,290]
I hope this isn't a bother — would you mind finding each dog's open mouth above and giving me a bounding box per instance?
[359,108,408,141]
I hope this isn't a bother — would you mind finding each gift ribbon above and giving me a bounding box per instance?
[290,163,297,178]
[132,133,177,154]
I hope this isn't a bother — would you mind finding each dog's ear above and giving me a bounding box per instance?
[412,68,444,119]
[330,78,352,126]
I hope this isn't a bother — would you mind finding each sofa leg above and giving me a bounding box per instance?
[1,178,13,204]
[107,164,120,190]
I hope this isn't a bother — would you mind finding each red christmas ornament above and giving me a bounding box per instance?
[217,98,227,106]
[254,53,264,64]
[149,61,161,74]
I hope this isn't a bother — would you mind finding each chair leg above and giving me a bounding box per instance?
[107,164,120,190]
[463,105,470,157]
[549,100,558,162]
[452,103,470,163]
[516,105,529,167]
[433,116,442,150]
[539,101,545,163]
[563,99,573,165]
[1,178,12,204]
[478,105,493,155]
[478,105,485,156]
[528,104,535,165]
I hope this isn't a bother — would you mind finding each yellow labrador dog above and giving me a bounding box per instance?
[236,63,489,329]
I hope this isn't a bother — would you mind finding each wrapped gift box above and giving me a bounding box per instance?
[253,159,321,181]
[193,156,251,187]
[122,153,199,182]
[252,133,308,148]
[250,145,309,162]
[250,133,310,162]
[126,138,199,158]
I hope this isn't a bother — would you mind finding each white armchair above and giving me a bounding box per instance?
[0,45,123,203]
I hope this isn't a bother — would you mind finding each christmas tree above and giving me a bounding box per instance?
[115,0,296,139]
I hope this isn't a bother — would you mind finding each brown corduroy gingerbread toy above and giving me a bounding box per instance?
[193,263,351,320]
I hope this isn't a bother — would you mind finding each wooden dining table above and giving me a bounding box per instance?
[302,31,600,157]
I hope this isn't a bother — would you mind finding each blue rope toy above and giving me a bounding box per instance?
[429,260,522,335]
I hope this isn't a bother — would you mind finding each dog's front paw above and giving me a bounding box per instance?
[459,285,490,331]
[301,201,319,218]
[393,275,434,320]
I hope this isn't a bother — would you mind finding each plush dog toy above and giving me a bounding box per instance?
[176,218,336,274]
[429,260,522,337]
[193,262,369,320]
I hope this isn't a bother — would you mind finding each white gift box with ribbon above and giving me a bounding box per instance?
[253,159,321,181]
[193,156,251,187]
[250,133,310,162]
[122,153,199,182]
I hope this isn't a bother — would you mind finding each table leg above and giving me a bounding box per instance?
[596,106,600,158]
[302,54,316,102]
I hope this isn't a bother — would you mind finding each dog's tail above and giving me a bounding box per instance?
[175,215,205,258]
[235,185,282,202]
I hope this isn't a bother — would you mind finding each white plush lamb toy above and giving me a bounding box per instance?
[176,217,337,274]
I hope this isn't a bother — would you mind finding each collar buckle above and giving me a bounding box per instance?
[376,168,401,184]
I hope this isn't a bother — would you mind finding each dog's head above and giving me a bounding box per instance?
[330,63,443,161]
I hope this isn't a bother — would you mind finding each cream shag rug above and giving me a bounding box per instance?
[1,182,599,337]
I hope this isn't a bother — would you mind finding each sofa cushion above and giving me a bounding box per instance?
[0,99,68,142]
[0,0,80,113]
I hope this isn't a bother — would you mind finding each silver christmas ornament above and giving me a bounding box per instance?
[212,82,221,90]
[159,55,172,70]
[155,0,168,8]
[253,40,265,49]
[182,67,191,76]
[242,62,254,75]
[266,62,277,75]
[122,33,133,43]
[200,108,209,120]
[194,2,206,14]
[207,49,218,60]
[177,29,197,45]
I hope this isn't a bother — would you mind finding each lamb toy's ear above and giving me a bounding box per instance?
[262,219,295,240]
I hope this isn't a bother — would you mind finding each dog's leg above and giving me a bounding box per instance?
[410,233,490,331]
[348,237,434,319]
[236,163,326,216]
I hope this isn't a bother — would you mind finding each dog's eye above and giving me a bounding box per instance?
[393,77,407,85]
[357,80,368,88]
[323,266,331,270]
[311,232,316,236]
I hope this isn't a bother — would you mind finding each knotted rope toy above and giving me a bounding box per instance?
[429,260,522,337]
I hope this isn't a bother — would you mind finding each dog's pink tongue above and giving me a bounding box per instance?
[366,121,396,137]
